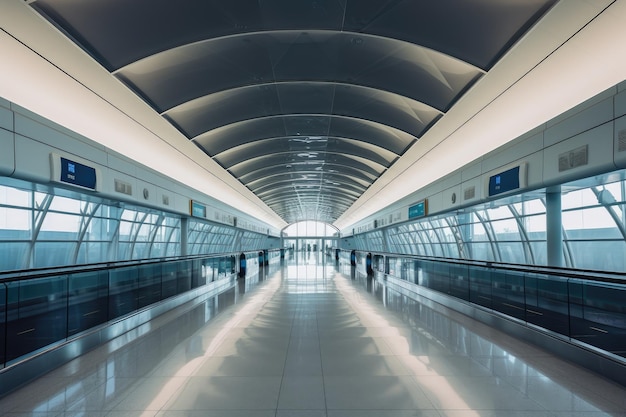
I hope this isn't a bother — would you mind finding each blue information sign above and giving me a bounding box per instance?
[408,199,427,219]
[190,201,207,218]
[60,157,97,190]
[488,166,520,196]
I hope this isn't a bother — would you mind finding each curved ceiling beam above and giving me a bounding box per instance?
[228,152,386,179]
[268,195,354,213]
[260,191,354,209]
[253,176,366,195]
[241,165,377,187]
[115,30,483,114]
[215,145,396,172]
[193,114,415,156]
[249,172,370,193]
[163,81,443,138]
[275,208,350,220]
[257,183,363,200]
[33,0,555,71]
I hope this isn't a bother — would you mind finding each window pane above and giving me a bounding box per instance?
[562,188,598,210]
[0,186,30,207]
[76,241,108,265]
[568,240,626,271]
[563,207,619,234]
[0,242,28,270]
[0,208,30,234]
[498,242,525,263]
[33,241,75,268]
[40,212,81,236]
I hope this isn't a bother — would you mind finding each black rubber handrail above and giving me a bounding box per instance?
[346,250,626,285]
[0,252,239,283]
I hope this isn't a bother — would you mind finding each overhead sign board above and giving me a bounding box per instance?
[190,200,207,218]
[408,199,428,219]
[488,163,526,197]
[51,153,99,191]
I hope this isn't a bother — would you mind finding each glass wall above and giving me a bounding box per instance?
[283,221,339,253]
[188,221,237,255]
[0,178,268,272]
[283,221,338,237]
[356,170,626,272]
[562,182,626,271]
[0,181,183,271]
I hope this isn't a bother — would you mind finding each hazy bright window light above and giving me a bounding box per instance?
[283,221,337,237]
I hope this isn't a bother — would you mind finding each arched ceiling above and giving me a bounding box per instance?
[29,0,558,224]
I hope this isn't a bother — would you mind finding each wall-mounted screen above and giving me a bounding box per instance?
[190,200,207,218]
[59,157,97,190]
[408,199,428,219]
[488,166,521,197]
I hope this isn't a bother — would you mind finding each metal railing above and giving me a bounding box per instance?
[345,250,626,360]
[0,253,239,369]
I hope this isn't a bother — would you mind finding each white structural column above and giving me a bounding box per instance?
[546,187,563,267]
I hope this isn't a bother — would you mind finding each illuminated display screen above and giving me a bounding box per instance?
[60,157,97,190]
[408,200,428,219]
[488,166,520,196]
[190,201,207,218]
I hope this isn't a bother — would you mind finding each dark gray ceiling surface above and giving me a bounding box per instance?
[31,0,557,224]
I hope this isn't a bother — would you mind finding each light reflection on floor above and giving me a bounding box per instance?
[1,252,625,417]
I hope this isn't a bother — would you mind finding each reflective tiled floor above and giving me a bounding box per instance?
[2,254,626,417]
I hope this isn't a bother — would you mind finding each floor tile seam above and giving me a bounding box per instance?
[20,374,129,415]
[336,275,412,364]
[135,275,284,414]
[47,376,113,414]
[424,371,567,413]
[337,273,474,412]
[276,276,301,417]
[62,278,266,401]
[489,369,581,413]
[315,275,339,416]
[563,376,626,409]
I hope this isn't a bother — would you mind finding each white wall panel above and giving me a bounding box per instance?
[0,129,15,176]
[544,97,614,147]
[546,87,615,129]
[434,172,462,195]
[391,209,405,224]
[170,192,189,216]
[439,184,462,213]
[615,88,626,118]
[613,115,626,168]
[544,122,615,184]
[155,188,175,211]
[481,132,543,173]
[461,176,483,204]
[14,113,107,165]
[425,192,443,215]
[461,161,482,182]
[0,105,12,131]
[14,133,55,182]
[107,154,137,178]
[135,178,158,206]
[103,168,138,201]
[524,152,544,190]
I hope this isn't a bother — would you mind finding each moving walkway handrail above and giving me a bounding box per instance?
[0,252,238,283]
[353,250,626,284]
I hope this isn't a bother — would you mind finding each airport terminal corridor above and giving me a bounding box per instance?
[1,253,625,417]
